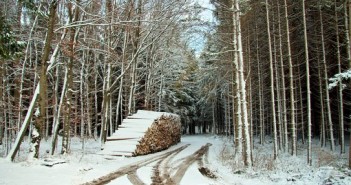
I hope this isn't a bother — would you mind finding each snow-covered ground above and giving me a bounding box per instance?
[1,135,351,185]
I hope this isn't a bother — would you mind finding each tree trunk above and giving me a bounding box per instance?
[100,65,111,145]
[0,59,3,146]
[233,0,242,158]
[28,1,58,160]
[266,0,278,159]
[297,65,305,145]
[334,0,345,154]
[318,54,326,148]
[277,0,288,152]
[302,0,312,165]
[233,0,252,166]
[94,62,99,139]
[62,1,80,154]
[18,9,40,134]
[347,0,351,168]
[51,64,67,155]
[128,0,142,115]
[255,21,264,145]
[319,5,335,151]
[158,67,164,111]
[86,77,92,137]
[115,31,128,129]
[80,54,85,138]
[284,0,296,156]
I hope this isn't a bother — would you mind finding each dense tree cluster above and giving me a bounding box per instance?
[0,0,199,161]
[1,0,351,168]
[200,0,351,167]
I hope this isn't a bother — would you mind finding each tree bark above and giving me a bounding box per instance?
[319,5,335,151]
[318,54,326,148]
[61,0,80,154]
[232,0,242,159]
[284,0,296,156]
[266,0,278,159]
[28,1,58,160]
[233,0,252,166]
[302,0,312,165]
[347,0,351,168]
[277,0,288,152]
[334,0,345,154]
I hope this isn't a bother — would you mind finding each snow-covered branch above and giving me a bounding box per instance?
[328,69,351,90]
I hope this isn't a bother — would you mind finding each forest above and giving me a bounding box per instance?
[0,0,351,170]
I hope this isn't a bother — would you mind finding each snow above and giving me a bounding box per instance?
[6,84,40,162]
[1,135,351,185]
[99,110,179,156]
[328,69,351,90]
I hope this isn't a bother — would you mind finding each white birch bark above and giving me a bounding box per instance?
[234,0,252,166]
[232,0,242,159]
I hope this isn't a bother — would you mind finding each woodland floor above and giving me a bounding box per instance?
[1,135,351,185]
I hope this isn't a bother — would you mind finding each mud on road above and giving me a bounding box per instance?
[81,143,214,185]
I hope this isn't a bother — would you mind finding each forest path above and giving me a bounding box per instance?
[81,139,217,185]
[152,143,213,185]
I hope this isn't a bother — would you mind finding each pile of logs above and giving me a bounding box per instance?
[134,113,181,156]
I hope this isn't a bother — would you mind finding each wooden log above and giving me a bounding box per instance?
[133,114,181,156]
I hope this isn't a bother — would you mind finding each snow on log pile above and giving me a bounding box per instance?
[98,110,181,157]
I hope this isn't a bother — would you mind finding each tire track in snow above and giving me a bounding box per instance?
[81,144,189,185]
[168,143,212,184]
[151,143,212,185]
[150,144,186,185]
[197,146,217,179]
[127,171,145,185]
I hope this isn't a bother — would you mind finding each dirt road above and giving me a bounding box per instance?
[81,143,216,185]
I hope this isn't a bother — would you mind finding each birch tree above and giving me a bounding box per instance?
[233,0,252,167]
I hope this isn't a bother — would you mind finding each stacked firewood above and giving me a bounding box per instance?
[134,113,181,156]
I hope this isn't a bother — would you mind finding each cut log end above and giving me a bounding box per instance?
[134,113,181,156]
